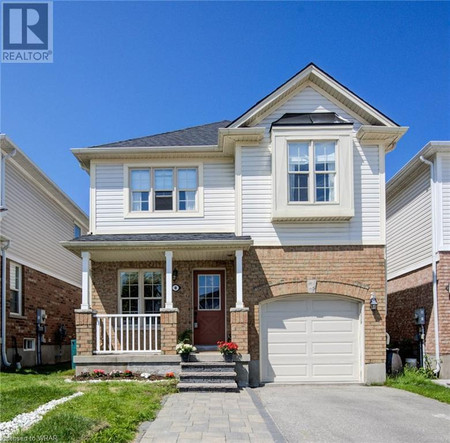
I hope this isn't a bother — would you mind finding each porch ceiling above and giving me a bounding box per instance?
[61,233,253,262]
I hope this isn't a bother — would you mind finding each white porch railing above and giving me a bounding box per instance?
[94,314,161,354]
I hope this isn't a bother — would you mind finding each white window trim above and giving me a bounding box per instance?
[197,273,222,312]
[272,126,354,221]
[124,162,204,218]
[23,338,36,351]
[117,269,164,314]
[287,140,339,205]
[10,262,22,316]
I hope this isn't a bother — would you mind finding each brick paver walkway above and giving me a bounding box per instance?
[138,389,283,442]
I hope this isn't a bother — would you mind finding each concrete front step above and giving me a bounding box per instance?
[178,382,239,392]
[181,362,236,372]
[180,371,237,383]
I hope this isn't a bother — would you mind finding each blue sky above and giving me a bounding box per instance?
[1,1,449,215]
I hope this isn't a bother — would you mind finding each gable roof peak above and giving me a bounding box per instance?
[228,62,400,129]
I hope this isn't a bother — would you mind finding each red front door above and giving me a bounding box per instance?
[193,270,225,346]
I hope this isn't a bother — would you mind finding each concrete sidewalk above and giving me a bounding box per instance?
[138,389,283,442]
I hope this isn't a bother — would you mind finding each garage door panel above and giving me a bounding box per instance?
[268,343,307,354]
[266,320,307,333]
[312,364,355,377]
[270,365,308,376]
[268,333,307,345]
[261,295,361,383]
[312,320,354,333]
[312,342,354,355]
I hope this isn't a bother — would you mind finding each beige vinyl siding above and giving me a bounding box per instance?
[94,162,235,232]
[241,142,381,245]
[386,164,432,279]
[255,86,361,143]
[441,153,450,248]
[2,162,83,287]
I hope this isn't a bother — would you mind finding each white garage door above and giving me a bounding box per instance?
[261,295,362,383]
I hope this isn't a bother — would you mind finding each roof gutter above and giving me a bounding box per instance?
[419,155,440,376]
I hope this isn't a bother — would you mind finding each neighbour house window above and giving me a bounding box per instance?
[23,338,35,351]
[10,263,22,315]
[128,167,198,213]
[74,224,81,238]
[119,270,163,315]
[130,169,151,211]
[288,141,336,203]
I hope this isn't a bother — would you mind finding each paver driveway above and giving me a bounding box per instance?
[255,384,450,443]
[139,389,283,442]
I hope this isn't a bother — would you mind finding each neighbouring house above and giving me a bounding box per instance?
[0,135,88,367]
[63,63,408,385]
[386,141,450,378]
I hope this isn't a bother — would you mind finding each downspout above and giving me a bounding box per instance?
[420,156,440,375]
[1,240,11,367]
[1,146,17,367]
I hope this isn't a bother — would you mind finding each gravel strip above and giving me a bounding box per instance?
[0,392,83,440]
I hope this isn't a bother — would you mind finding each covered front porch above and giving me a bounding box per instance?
[62,233,252,379]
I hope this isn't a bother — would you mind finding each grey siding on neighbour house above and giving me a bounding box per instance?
[386,164,432,279]
[2,161,84,287]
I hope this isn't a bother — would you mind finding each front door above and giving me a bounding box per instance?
[193,270,225,346]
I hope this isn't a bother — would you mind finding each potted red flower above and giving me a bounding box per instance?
[217,341,238,362]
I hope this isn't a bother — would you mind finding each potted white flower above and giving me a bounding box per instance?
[176,342,197,362]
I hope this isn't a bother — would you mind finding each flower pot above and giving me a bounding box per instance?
[180,353,190,362]
[223,353,234,362]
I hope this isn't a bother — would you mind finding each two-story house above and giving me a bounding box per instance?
[1,135,88,367]
[386,141,450,378]
[64,63,407,385]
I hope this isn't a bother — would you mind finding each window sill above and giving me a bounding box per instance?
[124,211,204,219]
[272,206,354,222]
[9,314,27,319]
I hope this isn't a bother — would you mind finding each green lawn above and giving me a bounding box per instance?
[386,367,450,404]
[0,365,177,442]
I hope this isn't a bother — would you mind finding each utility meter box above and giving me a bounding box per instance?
[414,308,426,325]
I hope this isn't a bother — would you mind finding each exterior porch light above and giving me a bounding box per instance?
[369,293,378,311]
[172,268,178,282]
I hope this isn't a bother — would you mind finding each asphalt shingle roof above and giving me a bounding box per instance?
[71,233,252,242]
[90,120,231,148]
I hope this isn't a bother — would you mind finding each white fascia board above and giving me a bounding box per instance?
[387,141,450,194]
[356,126,409,152]
[60,239,253,252]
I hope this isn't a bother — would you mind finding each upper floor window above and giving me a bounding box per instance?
[10,263,22,315]
[130,169,150,211]
[288,141,336,203]
[74,223,81,238]
[129,167,198,213]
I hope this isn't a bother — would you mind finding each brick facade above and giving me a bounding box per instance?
[86,245,385,366]
[243,245,386,363]
[1,258,81,366]
[387,252,450,358]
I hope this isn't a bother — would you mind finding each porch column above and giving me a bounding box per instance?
[165,250,173,309]
[81,251,91,310]
[235,249,244,309]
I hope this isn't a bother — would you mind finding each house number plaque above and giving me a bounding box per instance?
[172,284,180,292]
